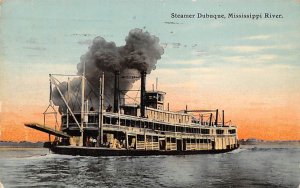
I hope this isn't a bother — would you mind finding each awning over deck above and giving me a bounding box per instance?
[25,123,70,138]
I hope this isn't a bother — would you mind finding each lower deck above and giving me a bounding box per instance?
[50,145,239,156]
[65,129,238,152]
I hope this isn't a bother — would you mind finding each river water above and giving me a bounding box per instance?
[0,145,299,188]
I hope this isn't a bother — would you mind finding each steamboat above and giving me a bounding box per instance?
[25,71,239,156]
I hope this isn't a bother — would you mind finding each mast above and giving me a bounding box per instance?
[67,77,70,128]
[98,72,104,146]
[80,62,86,146]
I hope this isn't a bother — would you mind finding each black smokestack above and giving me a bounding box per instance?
[222,110,224,126]
[215,109,219,126]
[51,29,164,114]
[140,71,146,117]
[114,71,120,113]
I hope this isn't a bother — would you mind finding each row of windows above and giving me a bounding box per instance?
[147,109,190,124]
[62,115,234,135]
[103,117,212,134]
[136,136,212,144]
[187,139,212,143]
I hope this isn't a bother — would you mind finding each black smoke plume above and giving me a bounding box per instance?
[52,29,164,113]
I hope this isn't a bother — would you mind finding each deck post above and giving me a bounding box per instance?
[125,131,129,149]
[135,135,137,149]
[165,135,168,151]
[66,109,69,128]
[144,134,146,150]
[151,135,153,150]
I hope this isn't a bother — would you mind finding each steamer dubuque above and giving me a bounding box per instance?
[25,71,239,156]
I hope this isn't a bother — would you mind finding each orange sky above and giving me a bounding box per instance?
[1,66,299,142]
[1,92,299,142]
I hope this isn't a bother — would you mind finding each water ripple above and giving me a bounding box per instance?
[0,146,299,188]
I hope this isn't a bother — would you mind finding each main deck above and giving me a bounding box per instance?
[58,106,238,152]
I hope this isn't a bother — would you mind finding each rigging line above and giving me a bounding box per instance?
[121,92,139,103]
[134,85,141,102]
[73,79,85,109]
[73,89,81,111]
[86,89,94,100]
[70,94,77,112]
[51,76,76,111]
[84,79,99,99]
[120,91,139,103]
[51,76,63,85]
[103,93,112,102]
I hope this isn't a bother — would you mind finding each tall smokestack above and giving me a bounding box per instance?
[209,113,212,126]
[113,72,120,113]
[215,109,219,126]
[140,71,146,117]
[222,110,224,126]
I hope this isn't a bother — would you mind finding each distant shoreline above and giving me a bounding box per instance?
[0,141,44,148]
[0,147,47,150]
[238,139,300,145]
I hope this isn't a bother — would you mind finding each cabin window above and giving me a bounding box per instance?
[216,129,224,134]
[145,122,149,129]
[158,124,162,130]
[158,94,163,102]
[111,118,118,125]
[137,135,144,141]
[104,117,111,124]
[120,119,125,126]
[201,129,210,134]
[153,136,158,142]
[229,129,236,134]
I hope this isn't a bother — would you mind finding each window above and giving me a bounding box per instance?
[229,129,236,134]
[201,129,210,134]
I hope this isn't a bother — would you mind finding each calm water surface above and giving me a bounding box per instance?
[0,145,299,188]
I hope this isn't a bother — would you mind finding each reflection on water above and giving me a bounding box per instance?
[0,145,299,188]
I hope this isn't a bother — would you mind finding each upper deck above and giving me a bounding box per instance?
[60,106,237,137]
